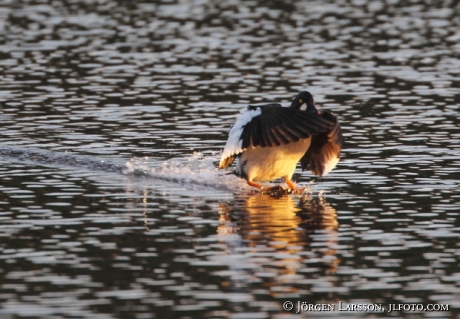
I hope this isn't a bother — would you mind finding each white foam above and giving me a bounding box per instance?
[124,152,249,192]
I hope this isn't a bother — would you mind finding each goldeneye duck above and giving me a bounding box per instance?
[218,91,343,191]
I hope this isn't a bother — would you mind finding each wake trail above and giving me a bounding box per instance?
[0,145,125,173]
[0,145,245,192]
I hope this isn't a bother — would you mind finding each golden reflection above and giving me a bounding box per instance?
[124,182,151,231]
[217,192,339,277]
[142,189,149,231]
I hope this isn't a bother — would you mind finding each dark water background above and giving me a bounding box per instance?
[0,0,459,318]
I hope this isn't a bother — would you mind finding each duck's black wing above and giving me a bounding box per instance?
[300,111,343,177]
[218,103,335,169]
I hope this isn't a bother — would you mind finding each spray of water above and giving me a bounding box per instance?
[124,152,249,192]
[0,145,318,195]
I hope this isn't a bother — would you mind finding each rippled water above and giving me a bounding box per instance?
[0,0,460,318]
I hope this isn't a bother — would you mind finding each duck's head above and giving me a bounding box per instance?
[290,91,317,113]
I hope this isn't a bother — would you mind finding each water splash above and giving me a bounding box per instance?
[124,152,247,192]
[0,145,319,194]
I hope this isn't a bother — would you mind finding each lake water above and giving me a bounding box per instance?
[0,0,459,318]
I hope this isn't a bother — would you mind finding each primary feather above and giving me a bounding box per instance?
[218,107,261,169]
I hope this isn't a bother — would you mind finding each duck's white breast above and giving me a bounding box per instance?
[236,138,311,182]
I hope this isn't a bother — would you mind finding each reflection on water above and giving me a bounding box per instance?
[218,194,339,285]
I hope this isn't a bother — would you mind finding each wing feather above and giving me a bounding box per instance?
[271,126,290,145]
[300,111,343,177]
[218,106,262,169]
[218,103,339,170]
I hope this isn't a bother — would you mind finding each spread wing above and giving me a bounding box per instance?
[218,103,335,169]
[218,105,263,169]
[300,111,343,177]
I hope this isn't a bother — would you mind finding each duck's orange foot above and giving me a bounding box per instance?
[247,180,264,189]
[247,180,284,192]
[285,179,305,194]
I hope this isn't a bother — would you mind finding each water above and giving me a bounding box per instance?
[0,0,459,318]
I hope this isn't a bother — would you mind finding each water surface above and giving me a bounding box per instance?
[0,0,459,318]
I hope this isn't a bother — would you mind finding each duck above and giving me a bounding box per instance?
[217,91,343,192]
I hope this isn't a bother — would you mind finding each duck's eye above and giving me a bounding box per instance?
[299,99,303,104]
